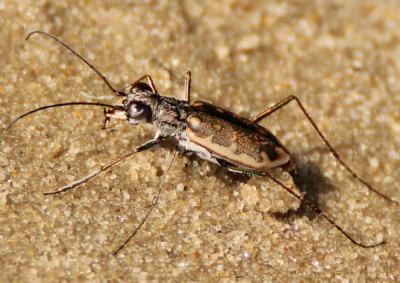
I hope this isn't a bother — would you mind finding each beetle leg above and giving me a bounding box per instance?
[44,138,163,195]
[264,171,385,248]
[252,95,398,205]
[250,95,297,123]
[102,108,111,129]
[114,150,177,256]
[131,75,158,94]
[184,71,192,104]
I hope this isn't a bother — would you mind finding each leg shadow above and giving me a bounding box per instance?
[273,158,337,221]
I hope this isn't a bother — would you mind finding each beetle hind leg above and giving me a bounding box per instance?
[251,95,399,205]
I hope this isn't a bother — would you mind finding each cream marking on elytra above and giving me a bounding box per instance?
[6,31,399,256]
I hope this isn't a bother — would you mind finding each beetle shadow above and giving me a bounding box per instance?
[273,157,337,221]
[217,157,337,221]
[195,151,337,221]
[173,137,337,222]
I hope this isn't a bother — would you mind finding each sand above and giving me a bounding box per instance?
[1,0,399,281]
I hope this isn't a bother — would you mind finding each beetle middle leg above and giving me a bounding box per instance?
[251,95,399,205]
[113,150,177,256]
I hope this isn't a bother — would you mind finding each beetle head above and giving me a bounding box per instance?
[122,82,158,125]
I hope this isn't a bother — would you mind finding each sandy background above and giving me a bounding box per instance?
[1,0,400,281]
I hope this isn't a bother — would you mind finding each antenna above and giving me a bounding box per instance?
[26,31,126,97]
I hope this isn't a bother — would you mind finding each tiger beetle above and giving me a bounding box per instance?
[6,31,399,256]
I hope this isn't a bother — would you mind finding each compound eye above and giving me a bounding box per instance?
[127,102,151,122]
[130,82,153,93]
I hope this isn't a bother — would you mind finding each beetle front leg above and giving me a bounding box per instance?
[44,137,163,195]
[102,106,127,129]
[130,75,158,94]
[102,108,112,129]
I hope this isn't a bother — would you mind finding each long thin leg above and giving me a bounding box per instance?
[184,71,192,103]
[252,95,399,205]
[251,95,295,123]
[264,171,384,248]
[114,150,177,256]
[132,75,158,94]
[44,138,162,195]
[145,58,192,102]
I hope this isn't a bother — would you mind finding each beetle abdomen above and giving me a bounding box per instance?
[186,101,291,171]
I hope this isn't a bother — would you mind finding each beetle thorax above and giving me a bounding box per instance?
[152,95,190,138]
